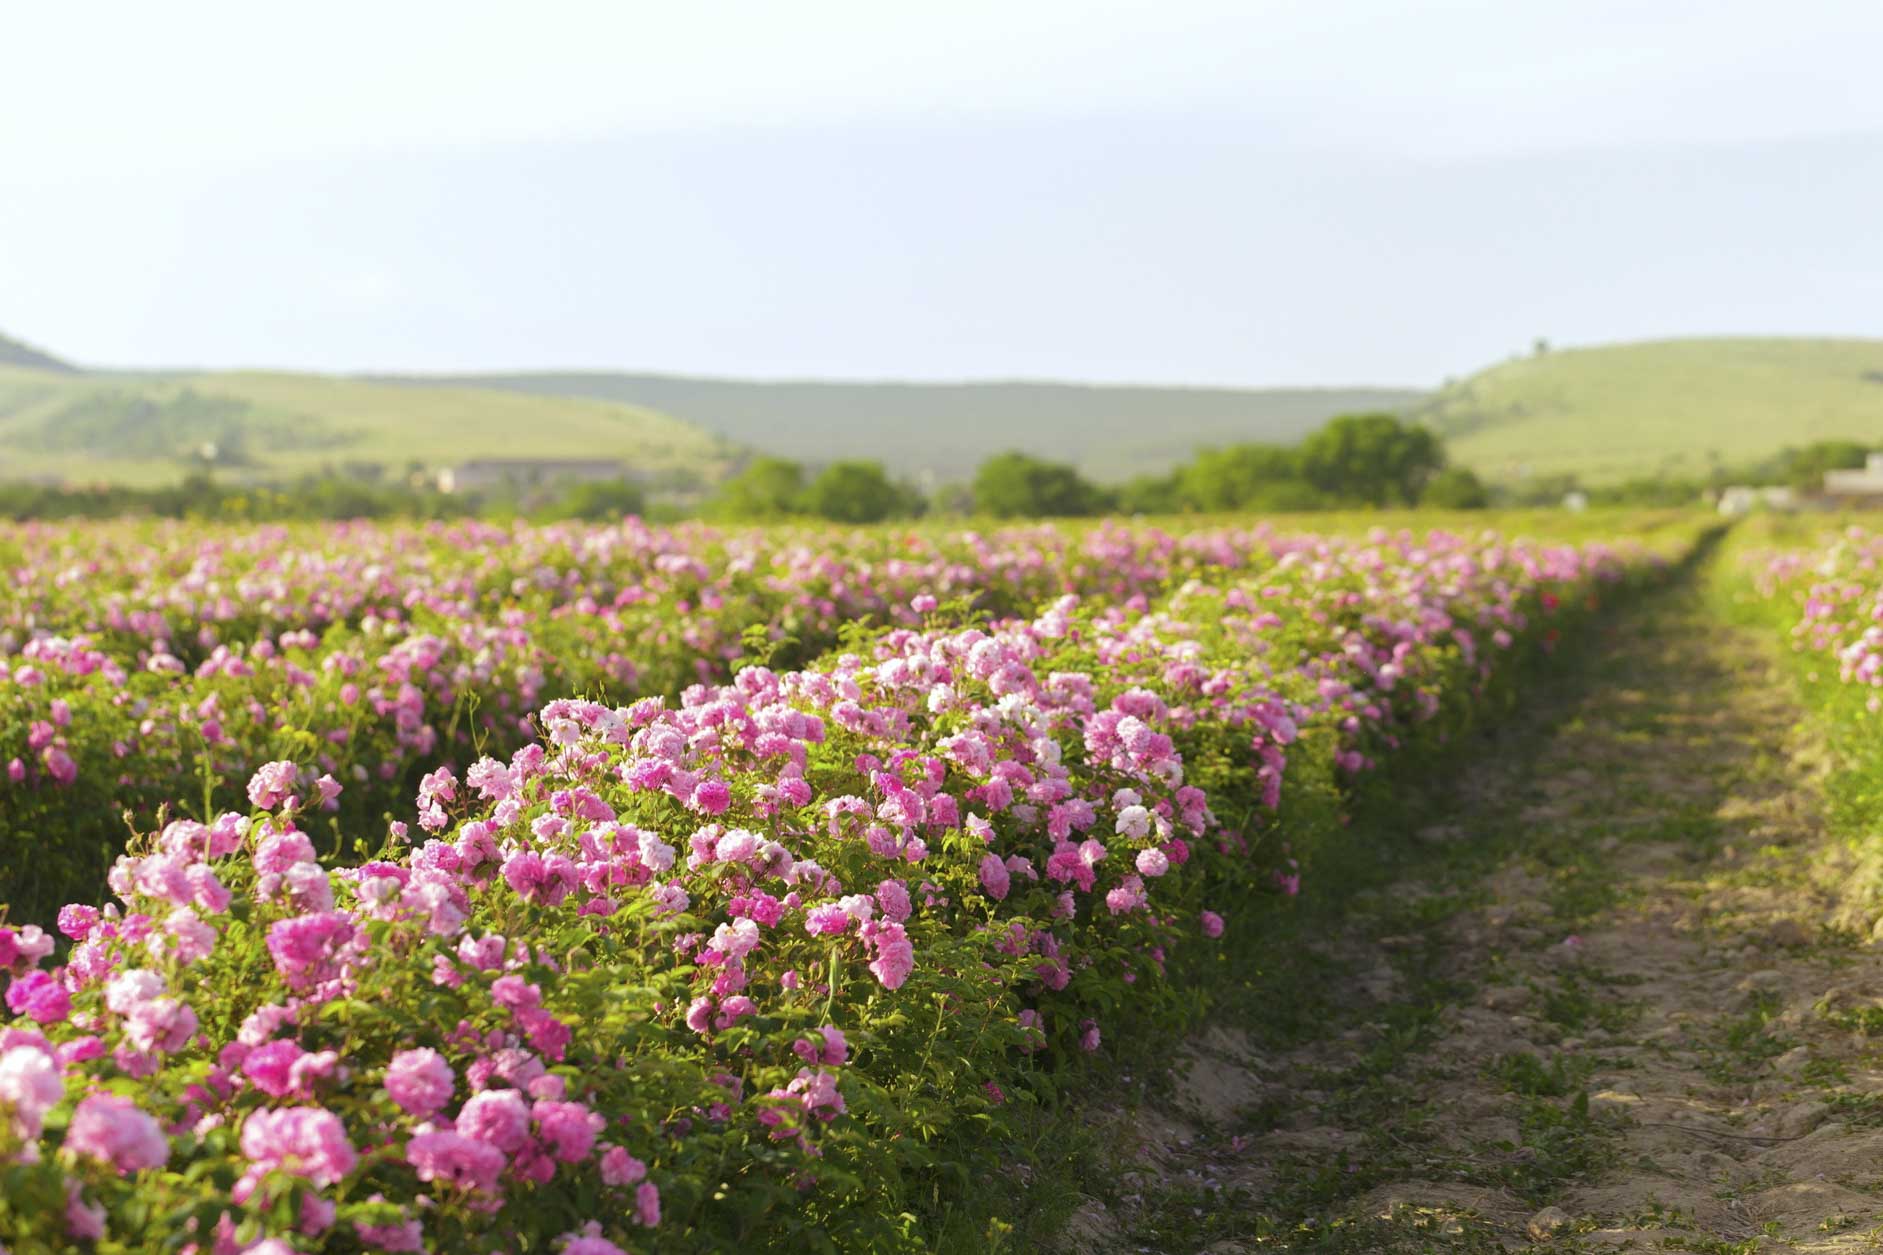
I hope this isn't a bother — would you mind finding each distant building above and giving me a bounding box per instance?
[437,459,630,495]
[1822,453,1883,505]
[1717,485,1798,516]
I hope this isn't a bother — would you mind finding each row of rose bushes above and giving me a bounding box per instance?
[0,518,1593,919]
[1734,522,1883,930]
[1745,524,1883,706]
[0,518,1295,667]
[0,527,1673,1253]
[0,519,1307,919]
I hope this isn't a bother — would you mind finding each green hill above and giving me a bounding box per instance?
[388,372,1428,483]
[13,328,1883,494]
[0,331,73,373]
[0,365,734,488]
[1423,338,1883,485]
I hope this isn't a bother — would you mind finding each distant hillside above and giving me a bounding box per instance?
[0,330,74,373]
[17,326,1883,494]
[388,373,1427,483]
[0,365,733,488]
[1424,338,1883,484]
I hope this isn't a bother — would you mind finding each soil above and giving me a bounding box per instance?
[1059,565,1883,1251]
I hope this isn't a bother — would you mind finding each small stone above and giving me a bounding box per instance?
[1762,918,1814,948]
[1820,983,1882,1012]
[1527,1205,1571,1240]
[1267,1126,1347,1152]
[1771,1045,1812,1075]
[1583,1228,1684,1247]
[1776,1100,1831,1140]
[1055,1198,1120,1254]
[1483,985,1531,1011]
[1588,1089,1640,1114]
[1540,939,1585,967]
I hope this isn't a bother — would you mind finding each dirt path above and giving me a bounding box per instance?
[1064,561,1883,1252]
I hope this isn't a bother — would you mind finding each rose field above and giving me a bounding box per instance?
[31,509,1883,1252]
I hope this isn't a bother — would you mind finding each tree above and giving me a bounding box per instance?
[1115,471,1183,515]
[713,457,805,518]
[1419,466,1490,509]
[1296,413,1443,506]
[548,478,646,521]
[971,452,1110,518]
[1178,443,1306,512]
[1779,440,1870,490]
[800,460,915,523]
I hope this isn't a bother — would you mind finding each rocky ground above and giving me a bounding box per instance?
[1057,563,1883,1252]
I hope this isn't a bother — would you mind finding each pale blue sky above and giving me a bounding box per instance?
[5,1,1883,385]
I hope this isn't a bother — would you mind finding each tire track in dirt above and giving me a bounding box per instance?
[1061,557,1883,1252]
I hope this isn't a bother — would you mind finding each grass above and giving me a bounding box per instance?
[1539,970,1640,1036]
[11,331,1883,490]
[1422,336,1883,485]
[1700,992,1795,1085]
[0,363,736,487]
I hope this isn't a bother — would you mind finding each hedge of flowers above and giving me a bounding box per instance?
[0,518,1316,919]
[0,517,1618,919]
[1747,525,1883,705]
[0,518,1304,671]
[0,525,1669,1253]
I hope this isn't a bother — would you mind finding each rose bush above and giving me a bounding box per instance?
[0,522,1672,1252]
[1746,525,1883,703]
[0,518,1335,918]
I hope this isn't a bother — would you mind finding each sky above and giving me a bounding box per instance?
[5,0,1883,386]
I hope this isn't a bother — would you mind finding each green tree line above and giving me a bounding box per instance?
[26,413,1864,523]
[0,412,1482,522]
[702,412,1479,521]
